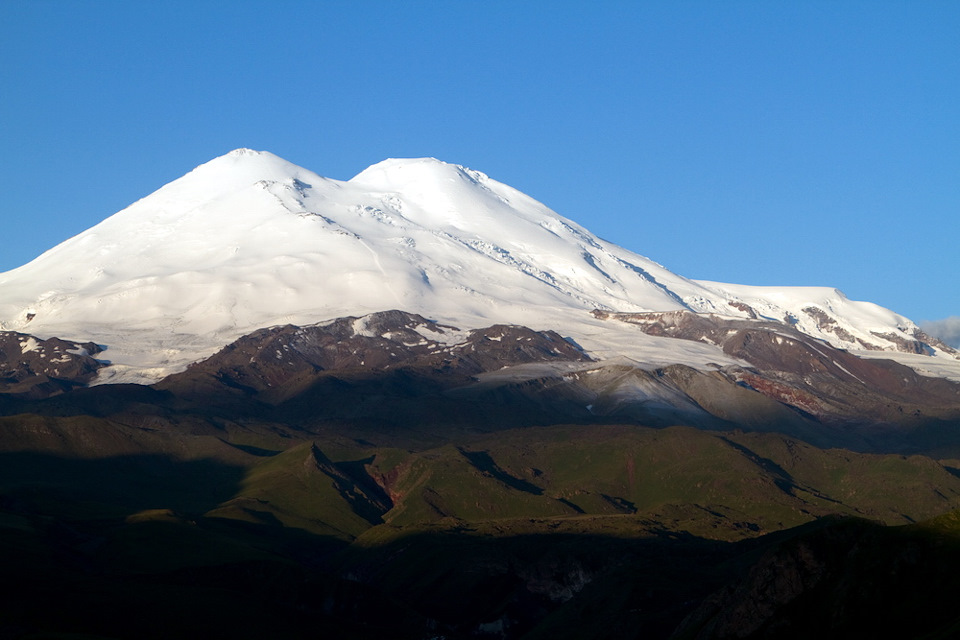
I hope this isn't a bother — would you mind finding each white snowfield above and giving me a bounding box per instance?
[0,149,956,384]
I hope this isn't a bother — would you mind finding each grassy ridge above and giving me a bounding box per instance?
[355,425,960,535]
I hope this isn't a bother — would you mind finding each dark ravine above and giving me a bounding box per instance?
[2,309,960,639]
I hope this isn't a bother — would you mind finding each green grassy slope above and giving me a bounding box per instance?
[2,406,960,637]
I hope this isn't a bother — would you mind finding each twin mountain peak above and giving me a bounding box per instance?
[0,149,956,388]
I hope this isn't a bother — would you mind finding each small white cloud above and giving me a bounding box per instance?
[920,316,960,348]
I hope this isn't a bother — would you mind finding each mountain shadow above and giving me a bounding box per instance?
[0,450,247,518]
[458,447,545,495]
[672,513,960,639]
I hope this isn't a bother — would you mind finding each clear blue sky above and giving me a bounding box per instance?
[2,1,957,325]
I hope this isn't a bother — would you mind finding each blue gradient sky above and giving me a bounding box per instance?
[2,2,957,325]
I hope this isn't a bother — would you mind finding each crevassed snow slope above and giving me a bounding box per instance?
[0,149,945,383]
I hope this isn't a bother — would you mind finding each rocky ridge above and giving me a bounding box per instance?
[0,331,104,397]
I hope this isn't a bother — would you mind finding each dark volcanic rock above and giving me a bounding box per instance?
[594,310,960,431]
[158,310,590,403]
[0,331,105,398]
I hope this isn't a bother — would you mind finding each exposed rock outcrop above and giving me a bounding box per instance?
[593,310,960,431]
[0,331,105,398]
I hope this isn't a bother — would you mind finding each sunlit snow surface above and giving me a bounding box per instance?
[0,149,949,384]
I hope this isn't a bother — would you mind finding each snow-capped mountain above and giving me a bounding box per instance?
[0,149,954,383]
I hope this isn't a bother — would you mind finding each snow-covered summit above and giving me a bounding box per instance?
[0,149,952,383]
[350,156,482,187]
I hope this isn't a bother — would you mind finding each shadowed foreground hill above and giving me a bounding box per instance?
[4,418,960,638]
[673,512,960,639]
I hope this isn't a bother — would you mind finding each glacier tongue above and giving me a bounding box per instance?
[0,149,952,384]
